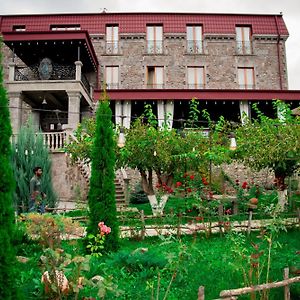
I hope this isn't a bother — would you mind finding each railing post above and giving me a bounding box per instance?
[8,62,16,81]
[75,61,83,81]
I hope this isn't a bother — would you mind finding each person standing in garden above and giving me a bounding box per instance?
[29,166,46,213]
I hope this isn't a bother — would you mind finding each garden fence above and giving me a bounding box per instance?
[197,268,300,300]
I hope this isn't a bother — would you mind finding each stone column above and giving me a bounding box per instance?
[8,62,16,81]
[8,92,22,134]
[75,61,83,81]
[67,91,81,131]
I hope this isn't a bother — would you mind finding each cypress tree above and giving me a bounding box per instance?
[87,95,119,252]
[0,40,21,298]
[12,119,57,212]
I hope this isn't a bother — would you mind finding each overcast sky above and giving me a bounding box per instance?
[1,0,300,89]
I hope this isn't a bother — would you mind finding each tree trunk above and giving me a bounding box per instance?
[274,172,288,210]
[147,194,169,216]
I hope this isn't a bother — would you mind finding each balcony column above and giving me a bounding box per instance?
[75,61,83,81]
[8,91,22,134]
[239,100,250,124]
[67,91,81,130]
[8,62,16,81]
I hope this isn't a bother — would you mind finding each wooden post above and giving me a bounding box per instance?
[247,210,253,235]
[140,210,146,240]
[198,286,205,300]
[284,268,290,300]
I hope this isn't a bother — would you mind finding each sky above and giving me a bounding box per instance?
[1,0,300,90]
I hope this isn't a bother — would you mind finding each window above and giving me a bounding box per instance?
[13,25,26,32]
[50,24,81,31]
[238,67,255,89]
[147,25,163,54]
[105,66,119,89]
[186,25,203,54]
[236,26,252,55]
[106,25,119,54]
[146,67,164,88]
[187,67,205,89]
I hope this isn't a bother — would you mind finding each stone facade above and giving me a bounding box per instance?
[92,35,288,90]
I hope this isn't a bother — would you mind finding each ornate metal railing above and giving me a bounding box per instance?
[106,41,119,54]
[186,40,203,54]
[14,63,76,81]
[81,73,90,93]
[236,41,252,55]
[146,40,163,54]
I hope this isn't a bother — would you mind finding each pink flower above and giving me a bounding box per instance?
[98,222,111,236]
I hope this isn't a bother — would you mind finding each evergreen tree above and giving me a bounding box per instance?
[0,40,21,299]
[87,95,119,252]
[12,119,57,212]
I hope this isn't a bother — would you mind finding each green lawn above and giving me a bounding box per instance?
[15,226,300,299]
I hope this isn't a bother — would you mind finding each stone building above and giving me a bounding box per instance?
[1,12,300,205]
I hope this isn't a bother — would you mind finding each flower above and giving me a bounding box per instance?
[242,181,248,189]
[202,177,209,185]
[176,181,182,187]
[98,222,111,236]
[187,188,192,193]
[190,175,195,180]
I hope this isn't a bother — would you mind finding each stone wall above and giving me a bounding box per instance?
[51,152,88,208]
[92,35,288,90]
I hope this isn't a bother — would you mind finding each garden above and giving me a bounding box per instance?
[1,43,300,299]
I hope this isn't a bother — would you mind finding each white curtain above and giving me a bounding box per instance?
[123,101,131,128]
[115,100,131,128]
[239,100,250,124]
[157,100,174,129]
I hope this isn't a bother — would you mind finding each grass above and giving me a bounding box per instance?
[15,226,300,299]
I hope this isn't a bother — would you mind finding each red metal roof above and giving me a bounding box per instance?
[94,89,300,101]
[0,12,289,36]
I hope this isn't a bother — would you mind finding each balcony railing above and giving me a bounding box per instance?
[12,131,68,152]
[186,40,203,54]
[106,42,119,54]
[146,83,164,89]
[41,131,67,151]
[146,40,163,54]
[236,41,253,55]
[81,73,90,93]
[187,84,205,89]
[14,63,76,81]
[106,83,119,89]
[239,84,255,90]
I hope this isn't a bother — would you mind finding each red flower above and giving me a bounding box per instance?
[156,183,161,188]
[190,175,195,180]
[176,181,182,187]
[242,181,248,189]
[202,177,209,185]
[187,188,192,193]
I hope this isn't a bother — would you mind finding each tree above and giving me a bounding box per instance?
[11,119,57,212]
[0,40,21,299]
[235,100,300,207]
[87,95,119,252]
[117,104,226,215]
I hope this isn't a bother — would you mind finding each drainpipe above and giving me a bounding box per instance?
[274,15,283,90]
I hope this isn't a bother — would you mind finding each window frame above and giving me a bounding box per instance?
[146,25,163,54]
[186,25,203,54]
[187,66,206,89]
